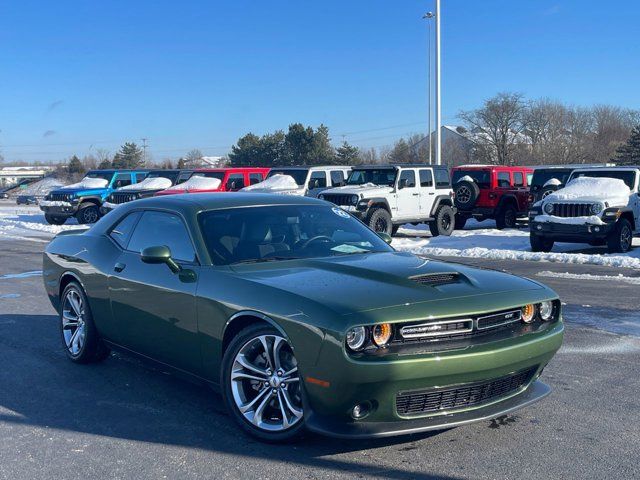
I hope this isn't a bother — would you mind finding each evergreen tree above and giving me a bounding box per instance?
[388,138,412,164]
[67,155,85,174]
[336,142,360,164]
[112,142,144,169]
[309,124,337,165]
[284,123,316,165]
[177,158,187,169]
[97,159,113,169]
[614,125,640,165]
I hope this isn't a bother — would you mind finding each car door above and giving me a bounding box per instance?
[395,169,419,218]
[513,171,528,212]
[108,210,201,373]
[418,169,436,216]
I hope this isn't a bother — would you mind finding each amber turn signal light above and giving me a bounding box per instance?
[372,323,392,347]
[521,304,535,323]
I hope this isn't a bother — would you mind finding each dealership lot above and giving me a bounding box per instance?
[1,206,639,479]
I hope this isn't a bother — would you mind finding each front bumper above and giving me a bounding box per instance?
[302,321,563,438]
[530,219,614,242]
[40,201,78,218]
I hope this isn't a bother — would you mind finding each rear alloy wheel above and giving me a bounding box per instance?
[45,214,67,225]
[530,234,554,253]
[496,204,517,230]
[429,205,455,237]
[607,218,633,253]
[76,204,100,224]
[223,325,304,442]
[366,208,393,235]
[60,282,110,363]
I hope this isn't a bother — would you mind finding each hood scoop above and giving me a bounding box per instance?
[409,272,460,287]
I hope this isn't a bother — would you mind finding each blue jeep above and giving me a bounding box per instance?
[40,169,148,225]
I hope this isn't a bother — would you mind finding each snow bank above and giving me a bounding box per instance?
[61,178,108,190]
[241,174,300,192]
[166,176,221,191]
[19,178,65,196]
[542,178,562,188]
[118,177,172,191]
[537,271,640,285]
[0,204,83,241]
[545,177,630,204]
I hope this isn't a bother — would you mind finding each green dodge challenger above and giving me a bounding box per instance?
[43,193,563,441]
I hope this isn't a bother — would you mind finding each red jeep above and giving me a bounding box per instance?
[451,165,533,230]
[155,167,270,196]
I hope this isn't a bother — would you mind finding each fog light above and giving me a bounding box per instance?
[372,323,392,347]
[594,226,600,232]
[521,304,535,324]
[352,402,370,419]
[539,301,553,321]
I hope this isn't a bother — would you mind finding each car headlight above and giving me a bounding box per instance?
[539,301,553,321]
[350,195,359,205]
[521,304,535,324]
[372,323,392,347]
[318,194,325,200]
[591,203,603,215]
[346,326,367,351]
[543,203,554,215]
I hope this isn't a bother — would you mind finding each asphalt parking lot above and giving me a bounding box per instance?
[1,238,639,480]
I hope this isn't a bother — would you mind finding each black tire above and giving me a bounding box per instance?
[607,218,633,253]
[221,324,305,443]
[366,208,393,235]
[530,234,554,253]
[453,181,480,210]
[496,204,517,230]
[76,203,100,224]
[429,205,455,237]
[454,215,468,230]
[45,214,67,225]
[60,281,110,364]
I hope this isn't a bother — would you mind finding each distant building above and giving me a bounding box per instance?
[412,126,476,166]
[0,166,55,187]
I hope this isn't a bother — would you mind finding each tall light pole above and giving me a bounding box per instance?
[434,0,442,165]
[423,12,434,164]
[141,138,148,165]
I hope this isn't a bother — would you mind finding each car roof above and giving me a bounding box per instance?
[353,164,447,170]
[193,167,269,173]
[571,166,640,172]
[270,165,350,171]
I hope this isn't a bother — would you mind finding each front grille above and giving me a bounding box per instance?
[550,203,591,217]
[109,192,139,204]
[322,194,354,206]
[410,272,459,287]
[48,192,73,202]
[477,309,522,330]
[396,367,537,416]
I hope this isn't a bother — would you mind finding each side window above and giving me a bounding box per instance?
[113,173,133,189]
[109,211,142,249]
[497,172,511,188]
[226,173,245,191]
[128,211,196,262]
[330,170,345,186]
[435,169,451,188]
[135,173,147,183]
[398,170,416,188]
[527,173,533,185]
[249,173,264,185]
[177,172,192,184]
[419,169,433,187]
[513,172,524,187]
[309,171,327,189]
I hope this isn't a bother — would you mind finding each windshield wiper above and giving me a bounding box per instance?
[231,256,304,265]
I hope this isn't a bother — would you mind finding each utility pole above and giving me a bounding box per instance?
[141,138,148,165]
[423,12,434,164]
[434,0,442,165]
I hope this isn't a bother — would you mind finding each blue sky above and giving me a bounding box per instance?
[1,0,639,163]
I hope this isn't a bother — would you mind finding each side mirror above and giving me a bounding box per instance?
[378,232,393,244]
[398,179,407,190]
[141,245,181,273]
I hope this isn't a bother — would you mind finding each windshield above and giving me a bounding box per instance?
[569,170,636,189]
[199,205,392,266]
[347,169,396,187]
[267,169,308,186]
[147,171,179,183]
[85,171,114,182]
[193,171,226,181]
[452,170,491,188]
[530,169,572,190]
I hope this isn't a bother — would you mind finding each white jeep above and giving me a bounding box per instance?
[529,167,640,253]
[241,166,351,197]
[319,164,455,236]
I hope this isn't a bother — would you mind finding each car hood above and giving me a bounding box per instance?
[230,252,546,317]
[49,187,106,196]
[323,184,394,197]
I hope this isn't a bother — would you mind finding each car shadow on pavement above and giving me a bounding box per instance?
[0,314,461,480]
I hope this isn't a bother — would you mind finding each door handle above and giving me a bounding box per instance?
[412,193,420,196]
[114,262,126,273]
[428,192,435,195]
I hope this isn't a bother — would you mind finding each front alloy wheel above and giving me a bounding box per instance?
[223,325,304,441]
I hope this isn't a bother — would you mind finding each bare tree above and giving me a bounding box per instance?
[185,149,204,167]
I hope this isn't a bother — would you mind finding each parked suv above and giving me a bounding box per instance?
[527,164,613,206]
[451,165,534,230]
[529,167,640,253]
[242,166,351,197]
[319,164,455,236]
[40,169,148,225]
[155,167,270,195]
[101,169,193,213]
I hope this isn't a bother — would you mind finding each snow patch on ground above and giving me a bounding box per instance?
[0,203,81,241]
[537,271,640,285]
